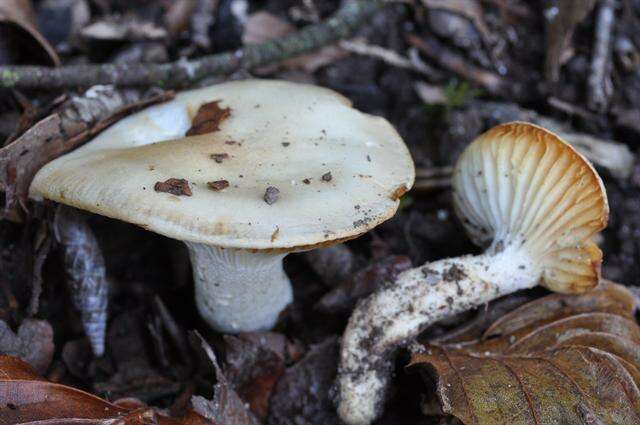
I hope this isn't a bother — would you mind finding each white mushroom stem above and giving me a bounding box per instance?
[185,243,292,333]
[337,244,541,425]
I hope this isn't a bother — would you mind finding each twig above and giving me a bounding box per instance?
[414,165,453,191]
[588,0,616,112]
[406,34,522,99]
[0,0,385,89]
[339,39,440,78]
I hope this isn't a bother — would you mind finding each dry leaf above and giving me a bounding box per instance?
[0,355,208,424]
[422,0,491,44]
[191,332,260,425]
[242,11,347,73]
[0,0,60,65]
[411,282,640,424]
[186,100,232,136]
[0,319,53,374]
[544,0,596,82]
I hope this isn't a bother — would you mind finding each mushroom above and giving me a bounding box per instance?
[337,122,609,425]
[29,79,414,334]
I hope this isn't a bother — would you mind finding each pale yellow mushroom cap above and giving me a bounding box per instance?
[29,79,415,250]
[453,122,609,293]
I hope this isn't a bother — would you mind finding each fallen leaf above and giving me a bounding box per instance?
[0,319,53,374]
[267,337,339,425]
[0,355,208,424]
[186,101,232,136]
[315,255,411,315]
[422,0,491,44]
[242,11,347,73]
[191,332,260,425]
[223,333,286,418]
[0,0,60,65]
[544,0,596,82]
[411,281,640,424]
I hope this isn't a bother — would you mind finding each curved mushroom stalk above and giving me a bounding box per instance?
[186,243,292,333]
[337,122,609,425]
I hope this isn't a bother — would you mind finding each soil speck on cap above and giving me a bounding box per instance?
[282,142,290,147]
[210,153,229,163]
[154,178,192,196]
[207,180,229,191]
[271,226,280,242]
[366,155,371,162]
[264,186,280,205]
[303,178,311,184]
[186,100,231,135]
[442,264,467,282]
[322,172,332,182]
[225,140,237,145]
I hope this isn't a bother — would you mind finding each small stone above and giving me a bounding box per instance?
[264,186,280,205]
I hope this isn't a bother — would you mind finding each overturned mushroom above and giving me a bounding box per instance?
[29,79,414,334]
[337,122,609,425]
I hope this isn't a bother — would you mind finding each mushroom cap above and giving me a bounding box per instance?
[453,122,609,293]
[30,79,415,251]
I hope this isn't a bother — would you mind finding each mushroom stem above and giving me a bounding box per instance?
[337,245,541,425]
[185,243,292,333]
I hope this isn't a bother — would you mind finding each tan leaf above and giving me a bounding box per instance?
[186,100,231,136]
[242,11,347,73]
[0,0,60,66]
[0,355,209,424]
[411,281,640,424]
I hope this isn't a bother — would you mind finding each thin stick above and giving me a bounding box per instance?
[587,0,616,112]
[0,0,385,89]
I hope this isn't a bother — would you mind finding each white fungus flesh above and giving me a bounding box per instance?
[337,122,609,425]
[29,79,415,333]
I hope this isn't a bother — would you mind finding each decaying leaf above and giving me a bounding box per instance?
[267,337,339,425]
[0,0,60,66]
[422,0,491,44]
[0,319,53,374]
[242,11,347,73]
[186,100,232,136]
[223,333,286,418]
[544,0,597,82]
[0,355,208,424]
[0,86,174,221]
[191,332,260,425]
[411,281,640,424]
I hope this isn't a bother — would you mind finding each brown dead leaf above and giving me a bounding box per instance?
[223,333,286,418]
[191,332,260,425]
[422,0,491,44]
[0,0,60,65]
[242,11,347,73]
[0,319,54,374]
[411,281,640,424]
[0,355,208,424]
[545,0,596,82]
[186,101,232,136]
